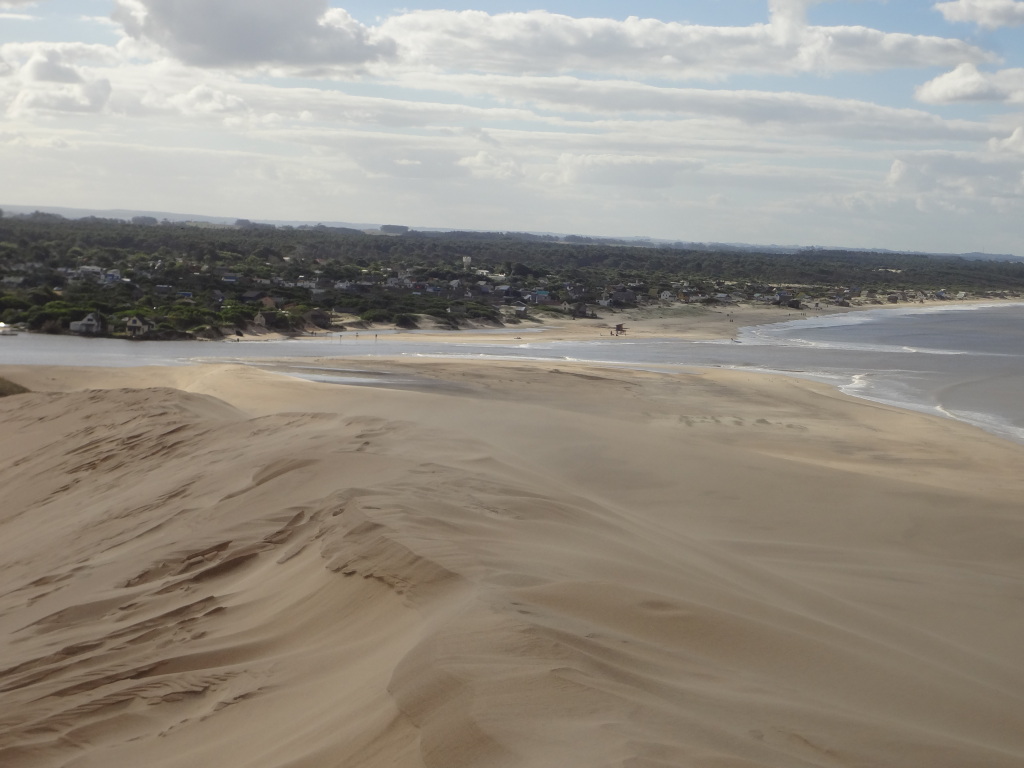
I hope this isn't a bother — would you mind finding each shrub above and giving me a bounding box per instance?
[359,308,393,324]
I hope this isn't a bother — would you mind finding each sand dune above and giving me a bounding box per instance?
[0,361,1022,768]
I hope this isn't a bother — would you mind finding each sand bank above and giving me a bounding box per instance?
[0,359,1022,767]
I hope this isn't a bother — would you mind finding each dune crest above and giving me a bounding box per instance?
[0,362,1022,768]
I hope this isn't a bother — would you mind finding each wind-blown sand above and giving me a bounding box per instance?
[1,358,1022,768]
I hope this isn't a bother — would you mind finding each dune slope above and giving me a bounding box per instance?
[0,361,1022,768]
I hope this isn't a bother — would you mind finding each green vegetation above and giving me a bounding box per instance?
[1,212,1021,339]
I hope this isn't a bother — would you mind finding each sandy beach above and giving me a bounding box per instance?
[1,315,1023,766]
[306,295,1007,346]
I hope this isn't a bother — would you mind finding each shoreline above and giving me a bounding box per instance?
[6,295,1013,347]
[3,298,1022,448]
[348,296,1018,344]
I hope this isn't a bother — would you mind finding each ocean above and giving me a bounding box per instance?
[3,302,1023,444]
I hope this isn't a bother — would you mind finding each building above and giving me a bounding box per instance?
[69,313,103,335]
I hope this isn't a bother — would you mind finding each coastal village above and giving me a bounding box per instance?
[1,215,1020,339]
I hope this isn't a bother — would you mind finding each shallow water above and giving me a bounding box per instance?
[3,302,1023,443]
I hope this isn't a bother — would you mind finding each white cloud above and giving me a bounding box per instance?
[167,84,247,116]
[1,41,123,69]
[458,151,524,180]
[886,150,1024,213]
[934,0,1024,28]
[769,0,817,43]
[551,153,703,188]
[378,10,992,79]
[402,73,994,143]
[106,4,992,79]
[989,127,1024,154]
[0,44,118,116]
[111,0,395,69]
[9,78,112,115]
[916,63,1024,103]
[0,0,36,19]
[25,50,83,83]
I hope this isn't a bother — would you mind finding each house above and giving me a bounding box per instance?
[69,313,103,335]
[510,301,529,318]
[124,316,151,337]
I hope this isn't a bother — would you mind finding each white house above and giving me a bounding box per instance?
[125,316,152,337]
[69,313,103,334]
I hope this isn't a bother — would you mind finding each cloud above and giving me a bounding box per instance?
[0,0,36,17]
[934,0,1024,28]
[111,0,395,69]
[8,78,112,114]
[989,127,1024,154]
[549,153,703,189]
[769,0,816,43]
[25,50,84,83]
[886,150,1024,212]
[109,4,993,78]
[916,63,1024,103]
[403,73,993,143]
[458,151,524,180]
[1,41,124,69]
[377,10,991,80]
[167,84,248,116]
[1,43,117,115]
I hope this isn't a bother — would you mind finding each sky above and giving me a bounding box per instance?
[1,1,1023,255]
